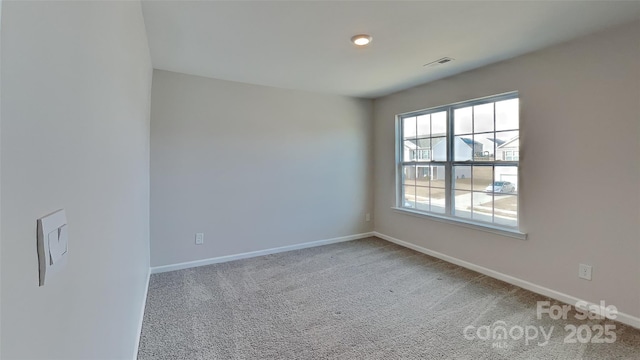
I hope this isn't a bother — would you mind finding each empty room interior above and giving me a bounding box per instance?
[1,1,640,359]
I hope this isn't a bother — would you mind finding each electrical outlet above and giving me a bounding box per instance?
[578,264,592,280]
[365,213,371,222]
[195,233,204,245]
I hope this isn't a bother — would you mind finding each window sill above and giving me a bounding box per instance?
[391,207,527,240]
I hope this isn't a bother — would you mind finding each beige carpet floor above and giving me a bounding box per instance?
[138,237,640,359]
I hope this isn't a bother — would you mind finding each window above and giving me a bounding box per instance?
[409,149,431,161]
[397,92,520,229]
[504,150,519,161]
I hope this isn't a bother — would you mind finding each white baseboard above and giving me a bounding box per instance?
[373,231,640,330]
[132,268,151,360]
[150,232,374,274]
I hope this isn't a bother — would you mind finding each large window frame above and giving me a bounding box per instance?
[395,92,526,239]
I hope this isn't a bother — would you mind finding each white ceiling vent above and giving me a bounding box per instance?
[423,57,455,67]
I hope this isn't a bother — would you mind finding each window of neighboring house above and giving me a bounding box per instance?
[505,150,519,161]
[408,149,430,161]
[397,92,520,230]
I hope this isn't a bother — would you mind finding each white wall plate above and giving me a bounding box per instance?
[37,209,69,286]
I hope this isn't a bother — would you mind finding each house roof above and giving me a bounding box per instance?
[403,140,417,150]
[487,138,506,146]
[497,135,519,149]
[460,137,481,147]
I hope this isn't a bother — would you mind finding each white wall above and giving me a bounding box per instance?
[1,1,152,359]
[373,21,640,318]
[150,70,372,267]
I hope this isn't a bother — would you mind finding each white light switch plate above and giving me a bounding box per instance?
[37,209,68,286]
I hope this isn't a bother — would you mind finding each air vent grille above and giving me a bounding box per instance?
[423,57,455,67]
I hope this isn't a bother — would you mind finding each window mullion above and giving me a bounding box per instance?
[396,117,403,208]
[445,107,453,216]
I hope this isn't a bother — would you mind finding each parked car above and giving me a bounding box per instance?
[485,181,515,193]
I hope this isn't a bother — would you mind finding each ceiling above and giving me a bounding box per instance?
[141,1,640,99]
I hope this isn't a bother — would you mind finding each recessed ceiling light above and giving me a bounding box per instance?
[351,34,372,47]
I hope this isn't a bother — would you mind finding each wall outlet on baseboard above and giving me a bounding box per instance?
[195,233,204,245]
[365,213,371,222]
[578,264,592,280]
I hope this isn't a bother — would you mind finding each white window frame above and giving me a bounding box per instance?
[394,92,526,239]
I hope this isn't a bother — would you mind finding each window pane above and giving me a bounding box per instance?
[430,165,446,214]
[417,114,430,137]
[415,165,430,187]
[473,103,494,133]
[453,190,472,219]
[495,131,519,161]
[431,111,447,136]
[494,195,517,227]
[403,116,416,139]
[430,165,445,189]
[403,141,417,161]
[472,191,493,222]
[453,165,471,190]
[493,166,517,194]
[472,166,493,192]
[416,186,429,211]
[430,186,446,214]
[474,133,495,161]
[454,107,472,135]
[416,138,431,161]
[470,136,484,161]
[431,137,446,161]
[496,98,519,131]
[402,165,416,209]
[402,185,416,209]
[454,136,473,161]
[402,165,415,186]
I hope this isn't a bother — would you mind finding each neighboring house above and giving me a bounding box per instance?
[404,136,519,184]
[403,140,430,161]
[404,136,484,181]
[402,140,432,181]
[476,137,506,158]
[454,137,483,159]
[496,136,519,161]
[494,136,519,190]
[432,136,482,164]
[433,137,481,179]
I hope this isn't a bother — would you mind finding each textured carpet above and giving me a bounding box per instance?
[138,237,640,359]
